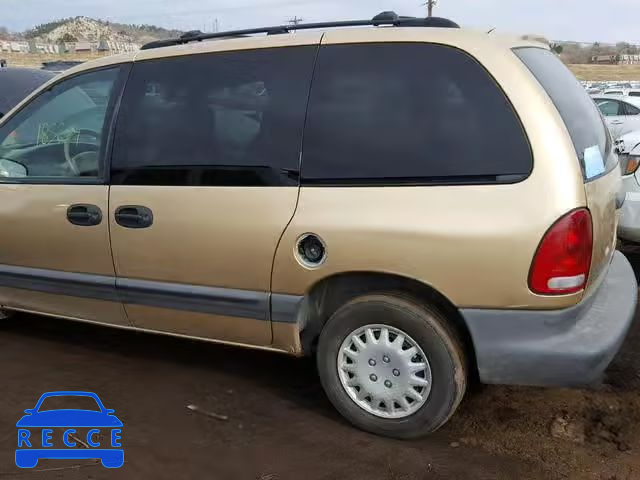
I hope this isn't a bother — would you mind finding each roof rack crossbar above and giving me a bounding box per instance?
[141,13,459,50]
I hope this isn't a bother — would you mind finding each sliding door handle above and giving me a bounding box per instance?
[114,206,153,229]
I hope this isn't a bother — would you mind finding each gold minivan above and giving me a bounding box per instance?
[0,13,636,438]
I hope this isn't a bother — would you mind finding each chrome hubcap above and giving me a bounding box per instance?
[337,324,432,419]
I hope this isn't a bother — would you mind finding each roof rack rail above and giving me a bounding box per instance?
[141,12,460,50]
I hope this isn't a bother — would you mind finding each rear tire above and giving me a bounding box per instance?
[317,293,467,439]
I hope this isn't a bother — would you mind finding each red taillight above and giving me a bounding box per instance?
[529,209,593,295]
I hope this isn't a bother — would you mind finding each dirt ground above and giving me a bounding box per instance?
[0,258,640,479]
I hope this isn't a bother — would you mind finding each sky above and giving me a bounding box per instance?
[2,0,640,44]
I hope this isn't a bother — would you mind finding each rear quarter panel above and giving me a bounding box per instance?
[272,32,588,310]
[584,165,620,294]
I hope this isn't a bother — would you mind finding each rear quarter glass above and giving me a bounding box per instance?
[514,47,616,182]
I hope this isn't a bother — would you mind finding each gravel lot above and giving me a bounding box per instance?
[1,255,640,479]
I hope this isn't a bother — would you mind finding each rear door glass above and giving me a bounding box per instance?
[301,43,532,185]
[514,47,614,180]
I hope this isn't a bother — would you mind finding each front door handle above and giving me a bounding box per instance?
[67,204,102,226]
[114,206,153,229]
[611,120,624,125]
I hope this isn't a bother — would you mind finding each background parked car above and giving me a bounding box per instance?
[0,67,56,118]
[615,129,640,244]
[603,88,640,97]
[40,61,85,73]
[593,95,640,139]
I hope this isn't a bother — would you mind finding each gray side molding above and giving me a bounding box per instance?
[0,264,303,323]
[271,293,305,324]
[117,278,270,320]
[0,264,118,301]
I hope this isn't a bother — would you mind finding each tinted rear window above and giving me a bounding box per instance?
[514,48,614,180]
[301,43,532,185]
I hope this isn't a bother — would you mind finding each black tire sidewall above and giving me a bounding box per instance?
[317,295,465,439]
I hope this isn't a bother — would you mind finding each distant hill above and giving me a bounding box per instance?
[22,16,182,45]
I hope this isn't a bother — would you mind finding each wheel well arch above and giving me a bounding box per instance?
[296,271,477,375]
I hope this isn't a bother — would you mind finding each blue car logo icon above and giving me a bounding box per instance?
[16,391,123,468]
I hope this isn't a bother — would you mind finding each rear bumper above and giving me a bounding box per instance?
[462,251,637,386]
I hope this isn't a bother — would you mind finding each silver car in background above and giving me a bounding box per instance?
[593,95,640,139]
[616,130,640,243]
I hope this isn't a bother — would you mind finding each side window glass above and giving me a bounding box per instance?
[0,67,121,180]
[625,103,640,115]
[209,81,269,163]
[514,48,613,180]
[596,100,622,117]
[112,47,316,186]
[301,43,532,184]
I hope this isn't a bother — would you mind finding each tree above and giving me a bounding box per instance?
[617,42,639,55]
[586,41,616,60]
[558,43,590,64]
[550,43,563,54]
[59,33,77,43]
[426,0,436,17]
[0,26,9,40]
[25,18,72,39]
